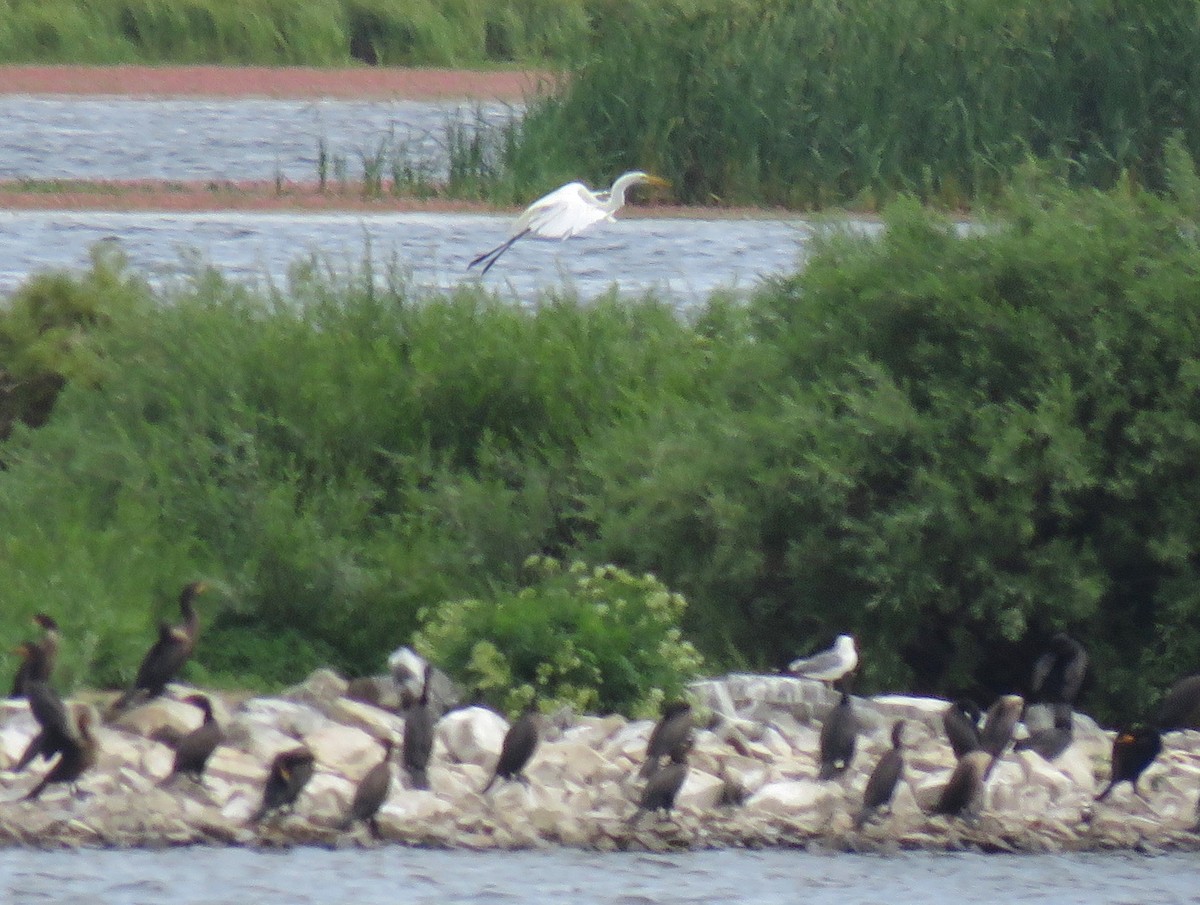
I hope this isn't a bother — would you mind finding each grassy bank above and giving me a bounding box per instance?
[4,170,1200,722]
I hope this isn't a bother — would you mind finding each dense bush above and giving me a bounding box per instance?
[510,0,1200,207]
[414,556,704,716]
[5,173,1200,722]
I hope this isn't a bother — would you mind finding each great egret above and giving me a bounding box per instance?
[468,170,669,275]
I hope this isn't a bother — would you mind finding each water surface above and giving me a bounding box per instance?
[0,210,812,304]
[0,847,1193,905]
[0,97,516,182]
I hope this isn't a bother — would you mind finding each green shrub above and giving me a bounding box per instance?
[413,556,704,717]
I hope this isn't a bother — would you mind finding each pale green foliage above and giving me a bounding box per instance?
[414,556,704,717]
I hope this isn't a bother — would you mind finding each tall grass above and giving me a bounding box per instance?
[509,0,1200,207]
[0,0,592,65]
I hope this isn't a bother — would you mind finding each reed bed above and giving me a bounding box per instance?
[509,0,1200,207]
[0,0,591,65]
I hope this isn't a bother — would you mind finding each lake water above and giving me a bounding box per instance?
[0,210,814,305]
[0,97,517,182]
[0,846,1194,905]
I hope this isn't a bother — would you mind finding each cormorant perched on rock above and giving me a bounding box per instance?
[339,738,393,837]
[402,664,435,790]
[483,698,540,792]
[160,694,222,785]
[253,746,316,822]
[979,695,1024,777]
[10,614,60,699]
[1014,702,1074,761]
[12,642,74,772]
[931,750,992,818]
[1096,726,1161,801]
[789,634,858,684]
[855,720,906,829]
[24,705,99,800]
[818,690,859,780]
[1030,632,1088,706]
[632,749,689,822]
[110,581,209,715]
[942,699,983,759]
[1156,674,1200,731]
[639,700,693,778]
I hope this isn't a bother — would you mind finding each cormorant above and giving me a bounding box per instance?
[1014,702,1073,761]
[855,720,906,829]
[12,642,74,772]
[789,635,858,684]
[818,690,858,780]
[639,700,693,778]
[24,705,99,800]
[160,694,222,785]
[483,698,540,792]
[10,614,60,698]
[979,694,1024,777]
[931,750,992,818]
[252,746,316,822]
[1029,632,1088,705]
[339,738,393,837]
[1156,674,1200,731]
[1096,726,1161,801]
[111,581,209,714]
[942,699,982,759]
[631,749,689,822]
[402,664,435,790]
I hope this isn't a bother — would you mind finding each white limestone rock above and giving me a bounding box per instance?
[305,723,380,778]
[746,779,833,816]
[436,706,509,767]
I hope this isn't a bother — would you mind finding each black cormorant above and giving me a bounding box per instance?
[111,581,209,714]
[855,720,906,829]
[1156,674,1200,731]
[402,664,435,790]
[253,746,316,822]
[483,698,540,792]
[10,614,60,699]
[161,694,222,785]
[1096,726,1161,801]
[339,738,393,837]
[1013,702,1073,762]
[639,700,693,778]
[632,749,689,822]
[942,699,982,759]
[1029,632,1088,705]
[12,642,74,772]
[24,705,99,800]
[818,690,858,780]
[931,750,992,818]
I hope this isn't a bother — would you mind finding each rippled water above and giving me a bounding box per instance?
[0,210,813,304]
[1,847,1195,905]
[0,97,516,182]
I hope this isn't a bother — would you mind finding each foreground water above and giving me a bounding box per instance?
[0,97,516,182]
[1,847,1194,905]
[0,210,813,304]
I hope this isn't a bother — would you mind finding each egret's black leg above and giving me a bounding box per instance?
[469,229,531,275]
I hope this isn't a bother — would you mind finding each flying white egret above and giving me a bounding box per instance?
[468,170,670,275]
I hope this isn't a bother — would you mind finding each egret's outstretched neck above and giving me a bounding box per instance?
[605,172,646,212]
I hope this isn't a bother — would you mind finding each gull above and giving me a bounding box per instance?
[788,634,858,683]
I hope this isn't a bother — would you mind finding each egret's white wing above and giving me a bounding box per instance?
[516,182,609,239]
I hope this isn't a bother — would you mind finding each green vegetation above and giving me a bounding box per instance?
[505,0,1200,208]
[0,0,590,65]
[415,556,704,716]
[4,168,1200,721]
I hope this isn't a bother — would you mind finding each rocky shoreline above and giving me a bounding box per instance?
[2,670,1198,853]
